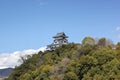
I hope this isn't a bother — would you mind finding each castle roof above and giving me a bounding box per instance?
[53,32,68,38]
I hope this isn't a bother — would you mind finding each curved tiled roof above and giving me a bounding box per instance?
[53,32,68,38]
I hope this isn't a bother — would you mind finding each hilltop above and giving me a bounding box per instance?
[5,37,120,80]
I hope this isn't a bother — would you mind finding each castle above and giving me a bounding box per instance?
[47,32,69,51]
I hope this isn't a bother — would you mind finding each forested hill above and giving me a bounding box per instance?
[5,37,120,80]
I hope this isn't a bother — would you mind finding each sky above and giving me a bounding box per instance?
[0,0,120,68]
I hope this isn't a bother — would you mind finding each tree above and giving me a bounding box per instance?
[64,72,79,80]
[19,73,33,80]
[78,55,97,79]
[82,37,95,45]
[116,42,120,50]
[98,38,106,48]
[6,40,120,80]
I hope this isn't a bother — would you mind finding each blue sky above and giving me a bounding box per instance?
[0,0,120,53]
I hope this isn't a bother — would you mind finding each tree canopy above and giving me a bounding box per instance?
[5,37,120,80]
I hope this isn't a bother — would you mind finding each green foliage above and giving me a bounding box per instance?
[97,38,106,48]
[64,72,79,80]
[82,37,95,45]
[5,38,120,80]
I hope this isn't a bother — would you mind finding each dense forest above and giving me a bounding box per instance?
[5,37,120,80]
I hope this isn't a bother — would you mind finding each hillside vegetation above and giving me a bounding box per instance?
[5,37,120,80]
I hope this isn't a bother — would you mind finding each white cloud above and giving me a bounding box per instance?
[0,47,46,69]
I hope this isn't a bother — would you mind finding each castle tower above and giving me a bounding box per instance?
[47,32,68,51]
